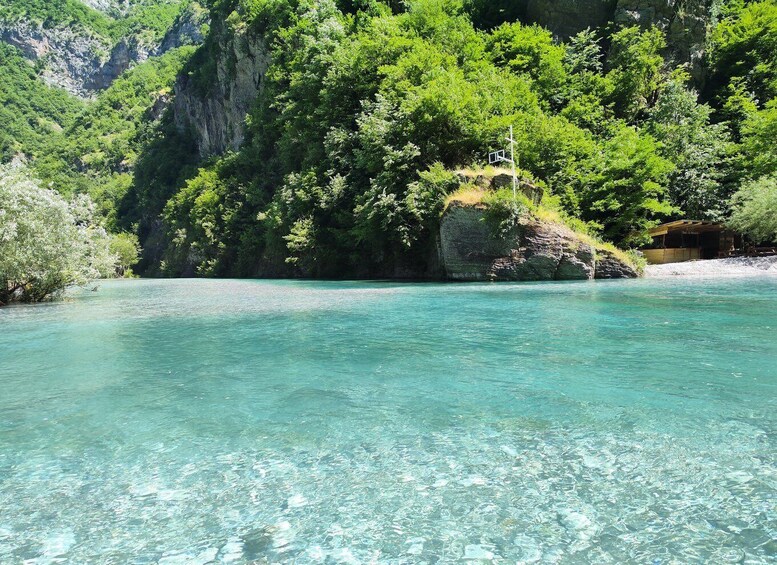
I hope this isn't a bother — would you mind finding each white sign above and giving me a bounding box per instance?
[489,150,506,164]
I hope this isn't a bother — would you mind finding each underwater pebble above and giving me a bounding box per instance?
[463,544,495,560]
[220,538,244,562]
[287,494,307,508]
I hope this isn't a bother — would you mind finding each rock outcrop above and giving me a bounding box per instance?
[526,0,617,40]
[173,29,269,157]
[0,21,112,96]
[614,0,710,81]
[595,249,640,278]
[522,0,711,81]
[440,201,639,281]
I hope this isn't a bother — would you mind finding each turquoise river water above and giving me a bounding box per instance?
[0,278,775,564]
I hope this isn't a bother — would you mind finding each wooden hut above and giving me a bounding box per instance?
[642,220,742,264]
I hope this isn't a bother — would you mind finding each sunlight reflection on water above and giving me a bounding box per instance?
[0,278,775,563]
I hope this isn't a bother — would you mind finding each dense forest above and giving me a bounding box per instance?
[1,0,776,288]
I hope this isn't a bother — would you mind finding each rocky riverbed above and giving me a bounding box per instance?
[645,256,777,278]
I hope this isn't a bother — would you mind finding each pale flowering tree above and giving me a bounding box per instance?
[0,164,117,305]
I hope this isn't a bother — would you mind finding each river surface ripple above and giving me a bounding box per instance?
[0,278,775,564]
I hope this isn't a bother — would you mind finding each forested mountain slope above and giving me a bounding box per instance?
[122,0,776,277]
[0,0,207,96]
[2,0,775,280]
[0,0,208,235]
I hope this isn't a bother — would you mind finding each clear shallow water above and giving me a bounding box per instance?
[0,278,775,564]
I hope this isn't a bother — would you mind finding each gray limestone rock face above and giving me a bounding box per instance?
[88,37,151,92]
[440,202,596,281]
[158,6,208,54]
[0,21,112,96]
[521,0,711,82]
[488,220,596,280]
[440,202,639,281]
[173,29,269,157]
[614,0,711,81]
[439,204,511,281]
[526,0,618,39]
[594,249,640,278]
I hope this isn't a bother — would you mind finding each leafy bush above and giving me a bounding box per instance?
[573,125,675,247]
[729,175,777,244]
[646,74,734,220]
[739,100,777,180]
[0,45,85,162]
[606,26,666,121]
[482,188,531,238]
[110,232,142,276]
[0,164,115,304]
[708,0,777,108]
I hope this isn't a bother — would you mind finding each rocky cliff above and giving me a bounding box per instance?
[526,0,617,39]
[172,27,269,157]
[0,3,207,97]
[0,21,112,96]
[440,201,639,281]
[524,0,711,79]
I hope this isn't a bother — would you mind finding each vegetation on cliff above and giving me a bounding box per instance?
[0,0,192,43]
[445,182,644,274]
[121,0,774,278]
[1,43,196,231]
[0,44,86,162]
[1,0,776,283]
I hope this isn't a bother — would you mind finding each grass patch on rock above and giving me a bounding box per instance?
[444,186,644,274]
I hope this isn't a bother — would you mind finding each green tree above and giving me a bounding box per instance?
[740,100,777,180]
[110,232,142,277]
[708,0,777,108]
[647,74,734,220]
[607,26,666,122]
[575,126,675,246]
[729,175,777,243]
[0,164,115,305]
[487,21,568,107]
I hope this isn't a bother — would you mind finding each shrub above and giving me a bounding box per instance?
[729,175,777,243]
[0,164,115,305]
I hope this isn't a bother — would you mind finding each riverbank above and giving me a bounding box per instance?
[645,256,777,278]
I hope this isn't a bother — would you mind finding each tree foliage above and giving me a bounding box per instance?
[729,175,777,243]
[0,45,85,162]
[0,164,116,304]
[134,2,773,276]
[4,0,776,279]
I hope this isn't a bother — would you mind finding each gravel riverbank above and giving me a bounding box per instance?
[645,256,777,278]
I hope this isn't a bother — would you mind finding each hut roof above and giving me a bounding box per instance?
[648,220,726,237]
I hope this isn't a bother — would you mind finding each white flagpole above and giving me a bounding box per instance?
[507,126,517,199]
